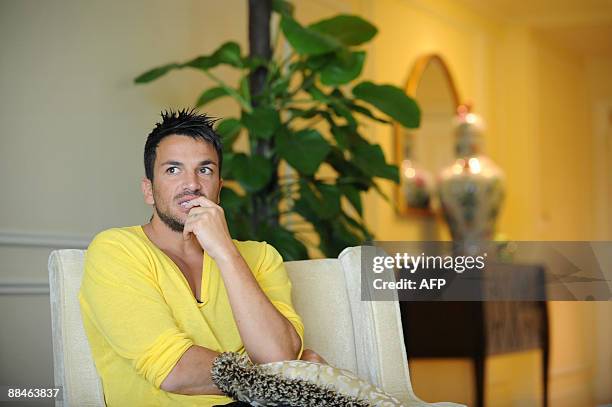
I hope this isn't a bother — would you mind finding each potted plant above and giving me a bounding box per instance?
[135,0,420,259]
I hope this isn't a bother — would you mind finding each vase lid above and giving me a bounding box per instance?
[454,104,484,156]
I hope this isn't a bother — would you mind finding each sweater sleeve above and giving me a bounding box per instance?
[79,230,193,388]
[253,242,305,359]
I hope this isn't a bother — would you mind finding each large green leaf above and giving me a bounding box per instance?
[277,129,331,175]
[272,0,294,16]
[183,41,243,70]
[195,87,229,107]
[332,218,362,247]
[225,211,254,241]
[320,51,365,86]
[216,118,242,147]
[325,148,371,191]
[287,107,326,120]
[232,153,273,192]
[297,181,341,219]
[280,16,341,55]
[243,56,268,70]
[305,54,333,71]
[260,225,308,261]
[309,89,358,130]
[342,212,373,241]
[352,81,420,128]
[183,55,217,70]
[241,107,281,140]
[293,198,318,223]
[220,187,244,211]
[330,99,357,129]
[309,14,378,46]
[221,152,236,179]
[270,77,290,96]
[347,102,390,124]
[305,84,330,103]
[316,218,363,258]
[351,142,399,182]
[239,75,251,104]
[315,223,339,258]
[338,184,363,215]
[134,63,180,83]
[330,125,350,149]
[214,42,243,67]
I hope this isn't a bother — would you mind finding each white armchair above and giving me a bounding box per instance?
[48,246,464,407]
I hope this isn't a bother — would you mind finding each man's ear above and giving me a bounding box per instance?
[217,178,224,205]
[141,177,154,205]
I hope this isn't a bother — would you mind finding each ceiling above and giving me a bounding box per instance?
[455,0,612,57]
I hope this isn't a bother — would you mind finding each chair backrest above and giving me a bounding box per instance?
[48,250,105,407]
[48,246,417,406]
[285,247,416,404]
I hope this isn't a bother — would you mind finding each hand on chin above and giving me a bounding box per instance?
[181,196,235,261]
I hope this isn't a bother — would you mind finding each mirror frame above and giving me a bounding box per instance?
[394,53,462,217]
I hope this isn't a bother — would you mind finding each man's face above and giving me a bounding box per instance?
[142,134,222,232]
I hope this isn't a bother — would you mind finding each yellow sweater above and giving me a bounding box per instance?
[79,226,304,406]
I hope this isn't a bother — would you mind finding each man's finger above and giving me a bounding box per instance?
[183,195,217,209]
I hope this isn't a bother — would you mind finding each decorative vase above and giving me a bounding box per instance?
[438,106,505,249]
[400,131,434,211]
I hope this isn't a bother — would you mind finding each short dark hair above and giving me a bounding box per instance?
[144,108,222,180]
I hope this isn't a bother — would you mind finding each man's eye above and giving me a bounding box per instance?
[166,167,179,174]
[200,167,212,175]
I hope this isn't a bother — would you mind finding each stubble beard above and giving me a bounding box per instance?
[154,204,185,233]
[152,187,193,233]
[153,190,212,233]
[151,185,218,233]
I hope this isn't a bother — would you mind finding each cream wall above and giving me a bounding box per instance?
[585,56,612,406]
[361,0,611,406]
[0,0,250,389]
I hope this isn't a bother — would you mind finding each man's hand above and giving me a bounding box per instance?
[182,196,236,261]
[300,349,327,364]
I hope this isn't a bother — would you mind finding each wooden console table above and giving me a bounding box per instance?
[399,264,549,407]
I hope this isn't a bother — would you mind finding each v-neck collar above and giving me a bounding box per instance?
[135,225,211,307]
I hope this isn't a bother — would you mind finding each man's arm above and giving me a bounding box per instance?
[160,251,301,395]
[183,197,302,364]
[215,248,302,363]
[160,345,223,395]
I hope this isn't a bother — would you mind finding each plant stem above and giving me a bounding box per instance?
[202,70,252,113]
[248,0,279,230]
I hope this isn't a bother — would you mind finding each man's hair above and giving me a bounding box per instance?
[144,108,222,181]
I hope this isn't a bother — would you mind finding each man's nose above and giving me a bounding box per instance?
[181,171,201,192]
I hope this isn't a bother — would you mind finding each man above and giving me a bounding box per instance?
[79,109,324,406]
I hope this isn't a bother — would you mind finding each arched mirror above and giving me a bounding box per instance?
[395,54,461,217]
